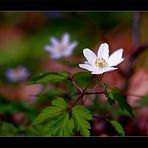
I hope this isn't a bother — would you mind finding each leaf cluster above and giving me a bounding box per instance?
[105,87,134,117]
[33,98,92,136]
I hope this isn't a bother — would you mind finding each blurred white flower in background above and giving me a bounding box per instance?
[79,43,124,74]
[5,65,30,82]
[44,32,78,59]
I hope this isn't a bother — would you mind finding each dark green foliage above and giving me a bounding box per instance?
[73,72,92,80]
[112,88,134,117]
[30,72,69,84]
[73,72,99,91]
[0,122,18,136]
[105,89,115,105]
[105,87,134,117]
[37,89,64,101]
[0,101,37,114]
[73,72,92,89]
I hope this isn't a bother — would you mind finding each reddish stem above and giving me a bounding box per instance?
[68,76,83,93]
[85,91,105,95]
[68,74,105,111]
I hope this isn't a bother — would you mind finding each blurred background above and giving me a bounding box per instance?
[0,12,147,136]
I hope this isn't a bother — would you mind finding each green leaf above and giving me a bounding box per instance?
[31,72,69,84]
[73,72,92,80]
[44,112,74,136]
[37,89,63,101]
[109,120,125,136]
[51,98,67,108]
[105,87,134,117]
[112,88,134,117]
[33,98,67,125]
[30,72,52,83]
[32,99,92,136]
[0,101,37,114]
[0,122,18,136]
[105,89,115,105]
[73,72,93,89]
[72,105,92,136]
[67,118,75,134]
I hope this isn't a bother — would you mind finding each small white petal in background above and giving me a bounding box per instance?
[44,32,78,59]
[5,65,30,82]
[79,43,124,75]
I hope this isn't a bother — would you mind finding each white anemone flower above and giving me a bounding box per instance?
[79,43,124,74]
[44,32,78,59]
[5,65,30,82]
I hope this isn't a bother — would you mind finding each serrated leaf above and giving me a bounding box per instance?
[112,88,134,117]
[45,112,74,136]
[109,120,125,136]
[33,98,67,125]
[72,105,92,136]
[67,118,75,135]
[31,72,69,84]
[51,98,67,108]
[32,107,62,125]
[72,105,92,120]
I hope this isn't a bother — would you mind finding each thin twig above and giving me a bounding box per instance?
[132,12,141,49]
[131,43,148,59]
[67,94,83,111]
[68,76,83,94]
[85,91,105,95]
[124,12,142,92]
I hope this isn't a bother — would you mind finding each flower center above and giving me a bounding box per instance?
[95,58,107,68]
[57,43,66,51]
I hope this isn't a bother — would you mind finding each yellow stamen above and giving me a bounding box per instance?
[95,58,107,68]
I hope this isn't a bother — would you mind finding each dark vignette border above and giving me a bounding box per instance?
[0,137,147,148]
[0,0,147,148]
[0,0,148,11]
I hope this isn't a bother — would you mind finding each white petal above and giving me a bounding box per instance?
[62,41,78,57]
[44,45,53,52]
[61,33,70,45]
[97,43,109,60]
[50,52,62,59]
[83,48,97,66]
[44,45,61,57]
[79,64,96,71]
[91,70,104,75]
[103,67,118,73]
[109,58,124,67]
[91,67,117,74]
[84,61,89,64]
[50,37,59,46]
[108,48,124,67]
